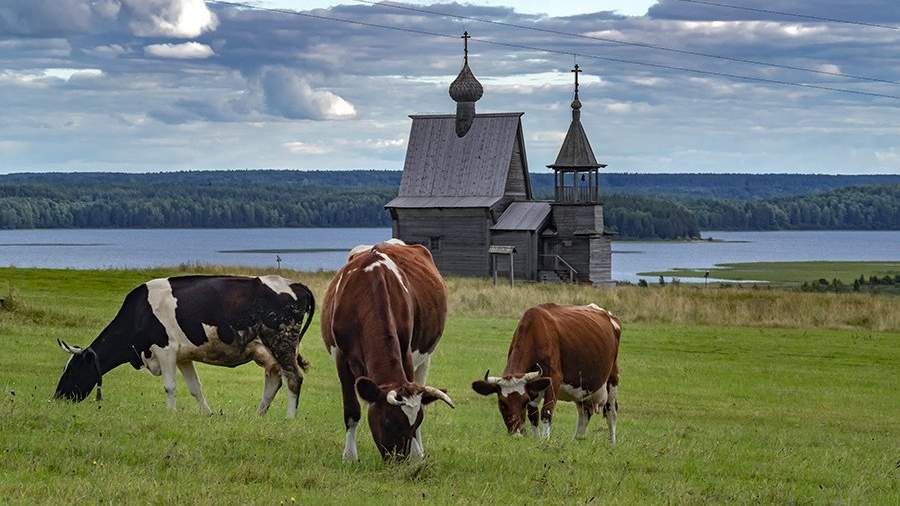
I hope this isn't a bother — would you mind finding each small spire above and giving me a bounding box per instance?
[570,64,583,119]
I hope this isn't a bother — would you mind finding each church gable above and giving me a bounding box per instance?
[386,113,524,208]
[503,122,531,200]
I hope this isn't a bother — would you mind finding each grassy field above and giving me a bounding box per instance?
[1,267,899,504]
[640,260,900,286]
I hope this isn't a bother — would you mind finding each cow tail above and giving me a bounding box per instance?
[606,312,621,414]
[296,284,315,372]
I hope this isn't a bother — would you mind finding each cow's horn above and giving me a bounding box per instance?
[483,369,503,385]
[523,364,544,381]
[58,339,81,354]
[386,390,401,406]
[424,386,455,408]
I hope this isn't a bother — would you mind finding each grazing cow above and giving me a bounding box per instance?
[54,275,314,418]
[322,239,454,462]
[471,303,621,442]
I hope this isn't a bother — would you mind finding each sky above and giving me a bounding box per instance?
[1,0,899,174]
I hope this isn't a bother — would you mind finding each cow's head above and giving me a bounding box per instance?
[471,368,551,435]
[53,340,103,402]
[355,377,454,460]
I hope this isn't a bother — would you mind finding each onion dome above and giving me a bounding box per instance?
[449,32,482,137]
[449,62,484,103]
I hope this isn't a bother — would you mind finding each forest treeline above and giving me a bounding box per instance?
[5,170,898,199]
[0,172,897,239]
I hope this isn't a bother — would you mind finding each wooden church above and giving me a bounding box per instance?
[385,36,612,285]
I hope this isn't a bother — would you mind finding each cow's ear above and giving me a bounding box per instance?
[355,377,385,403]
[525,377,551,397]
[471,380,500,396]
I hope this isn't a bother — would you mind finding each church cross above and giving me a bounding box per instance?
[462,31,471,64]
[572,63,582,99]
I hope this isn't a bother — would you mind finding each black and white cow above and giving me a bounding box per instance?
[54,274,315,418]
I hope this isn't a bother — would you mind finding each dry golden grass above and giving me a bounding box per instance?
[171,264,900,332]
[447,278,900,331]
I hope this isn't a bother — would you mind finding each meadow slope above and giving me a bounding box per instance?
[1,267,898,504]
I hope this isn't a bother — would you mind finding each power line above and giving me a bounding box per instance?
[673,0,899,31]
[351,0,899,86]
[208,1,900,101]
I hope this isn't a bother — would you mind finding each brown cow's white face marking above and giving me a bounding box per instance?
[390,392,423,426]
[495,377,527,398]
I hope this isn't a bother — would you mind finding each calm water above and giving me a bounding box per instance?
[0,228,897,282]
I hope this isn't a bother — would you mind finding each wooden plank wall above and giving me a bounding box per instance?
[395,208,491,277]
[491,230,536,280]
[589,236,613,285]
[548,203,610,283]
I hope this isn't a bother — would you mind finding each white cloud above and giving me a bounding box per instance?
[366,137,405,149]
[144,42,214,59]
[44,68,104,80]
[817,63,842,74]
[604,102,633,113]
[529,131,567,144]
[85,44,128,58]
[283,141,332,155]
[261,67,357,121]
[875,149,900,166]
[2,68,104,84]
[122,0,218,38]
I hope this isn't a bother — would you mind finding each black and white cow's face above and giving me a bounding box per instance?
[472,374,551,435]
[54,341,100,402]
[356,378,454,460]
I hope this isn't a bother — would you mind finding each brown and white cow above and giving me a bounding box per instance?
[471,303,621,442]
[322,239,454,462]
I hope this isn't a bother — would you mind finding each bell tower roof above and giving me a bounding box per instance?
[547,64,606,170]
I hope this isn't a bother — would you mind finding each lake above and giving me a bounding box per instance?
[0,228,897,282]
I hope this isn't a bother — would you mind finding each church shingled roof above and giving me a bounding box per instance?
[384,113,525,208]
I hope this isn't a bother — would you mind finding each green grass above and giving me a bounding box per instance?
[1,268,899,504]
[640,261,900,285]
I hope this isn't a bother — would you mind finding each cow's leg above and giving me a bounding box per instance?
[576,384,608,439]
[258,369,282,416]
[604,384,619,444]
[156,347,178,411]
[261,331,303,419]
[575,401,593,439]
[252,345,282,416]
[527,403,540,438]
[412,353,431,454]
[527,387,545,438]
[177,361,212,415]
[539,381,559,439]
[337,353,361,463]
